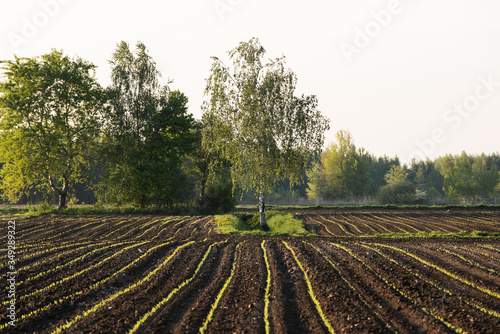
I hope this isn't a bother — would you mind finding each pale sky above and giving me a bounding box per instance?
[1,0,499,164]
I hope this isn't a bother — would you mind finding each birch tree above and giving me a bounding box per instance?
[202,38,329,230]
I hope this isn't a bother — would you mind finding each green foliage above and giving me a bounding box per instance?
[377,182,417,204]
[384,165,408,185]
[98,41,197,208]
[214,214,251,234]
[307,130,370,200]
[0,50,105,209]
[377,165,417,204]
[191,120,236,213]
[27,202,56,215]
[437,152,499,203]
[197,175,236,213]
[245,210,280,229]
[367,155,400,194]
[215,212,311,236]
[202,38,329,227]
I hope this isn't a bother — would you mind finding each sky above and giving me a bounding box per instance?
[1,0,499,164]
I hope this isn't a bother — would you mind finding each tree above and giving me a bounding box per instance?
[202,38,329,230]
[367,155,400,195]
[307,130,370,200]
[99,41,197,207]
[437,152,474,203]
[190,120,236,213]
[409,160,444,204]
[377,165,417,204]
[0,50,105,209]
[472,153,498,200]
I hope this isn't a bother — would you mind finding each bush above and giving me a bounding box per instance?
[197,179,236,213]
[377,182,417,204]
[27,202,55,215]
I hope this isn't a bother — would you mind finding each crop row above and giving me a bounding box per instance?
[5,213,500,333]
[304,212,500,236]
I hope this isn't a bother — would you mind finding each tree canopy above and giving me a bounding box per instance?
[0,42,498,210]
[0,50,105,209]
[202,38,329,229]
[98,41,197,207]
[307,130,370,200]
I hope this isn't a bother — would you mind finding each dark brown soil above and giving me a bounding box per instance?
[2,210,500,333]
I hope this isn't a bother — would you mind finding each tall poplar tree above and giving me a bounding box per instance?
[202,38,329,230]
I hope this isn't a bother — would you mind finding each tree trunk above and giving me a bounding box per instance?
[199,170,207,201]
[49,174,68,210]
[58,191,67,211]
[259,192,270,231]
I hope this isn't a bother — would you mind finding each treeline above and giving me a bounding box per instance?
[0,42,235,211]
[0,41,498,211]
[307,130,500,205]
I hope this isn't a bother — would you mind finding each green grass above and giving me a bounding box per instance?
[214,215,252,234]
[214,212,313,236]
[0,203,200,218]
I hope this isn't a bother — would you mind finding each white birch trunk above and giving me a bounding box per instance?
[259,192,270,231]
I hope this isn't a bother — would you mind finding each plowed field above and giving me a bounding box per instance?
[2,210,500,333]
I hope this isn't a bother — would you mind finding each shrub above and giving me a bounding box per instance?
[377,181,417,204]
[197,178,236,213]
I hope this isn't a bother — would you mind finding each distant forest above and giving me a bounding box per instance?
[0,40,498,211]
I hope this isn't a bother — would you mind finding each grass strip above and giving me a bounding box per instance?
[261,240,272,334]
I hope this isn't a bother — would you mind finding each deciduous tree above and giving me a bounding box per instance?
[307,130,370,200]
[202,38,329,230]
[99,41,197,207]
[0,50,105,209]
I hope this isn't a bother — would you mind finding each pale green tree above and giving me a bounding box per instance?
[0,50,105,209]
[472,153,498,200]
[377,165,417,204]
[202,38,329,230]
[384,165,409,185]
[437,152,474,202]
[307,130,370,200]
